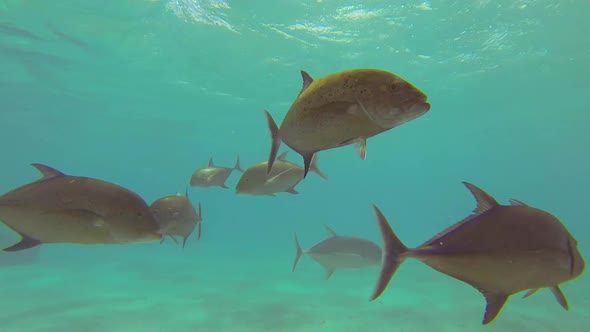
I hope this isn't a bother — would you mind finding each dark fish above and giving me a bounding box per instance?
[47,23,89,50]
[0,164,162,251]
[0,23,43,41]
[265,69,430,177]
[293,225,382,280]
[189,155,244,189]
[150,189,202,248]
[370,182,585,325]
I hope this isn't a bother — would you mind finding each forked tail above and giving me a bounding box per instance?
[370,204,409,301]
[292,232,304,272]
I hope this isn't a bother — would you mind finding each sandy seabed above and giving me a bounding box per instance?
[1,242,588,332]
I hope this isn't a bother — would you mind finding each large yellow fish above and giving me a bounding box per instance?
[370,182,585,325]
[0,164,162,251]
[265,69,430,177]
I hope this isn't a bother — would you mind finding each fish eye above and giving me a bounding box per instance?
[390,83,397,90]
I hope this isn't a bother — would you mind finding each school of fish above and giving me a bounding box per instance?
[0,68,585,326]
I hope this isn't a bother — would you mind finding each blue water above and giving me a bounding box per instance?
[1,1,589,331]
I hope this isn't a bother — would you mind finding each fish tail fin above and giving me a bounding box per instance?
[370,204,409,301]
[234,155,244,173]
[265,110,281,174]
[309,154,328,180]
[292,232,304,272]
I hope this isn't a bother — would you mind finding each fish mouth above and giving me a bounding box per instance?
[409,102,430,115]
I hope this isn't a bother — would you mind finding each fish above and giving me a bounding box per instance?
[265,69,430,177]
[235,151,327,196]
[189,155,244,189]
[370,182,586,325]
[0,164,162,252]
[293,225,382,280]
[150,189,203,248]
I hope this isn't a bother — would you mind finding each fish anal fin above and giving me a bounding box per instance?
[478,289,509,325]
[3,234,42,252]
[551,286,569,311]
[509,199,529,207]
[324,225,337,237]
[182,236,188,249]
[301,152,315,179]
[265,110,282,174]
[31,163,65,179]
[462,182,500,214]
[325,268,335,280]
[197,221,202,240]
[298,70,314,97]
[220,184,229,189]
[285,187,299,194]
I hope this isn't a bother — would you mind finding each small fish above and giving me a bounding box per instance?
[235,151,327,196]
[189,155,244,189]
[0,164,162,251]
[370,182,586,325]
[293,225,382,280]
[265,69,430,177]
[150,189,203,248]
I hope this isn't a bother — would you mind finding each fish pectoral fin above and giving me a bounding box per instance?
[340,137,367,160]
[265,168,293,184]
[478,289,509,325]
[550,286,569,311]
[325,268,335,280]
[3,233,42,252]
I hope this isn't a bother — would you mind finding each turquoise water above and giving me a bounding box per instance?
[1,0,589,331]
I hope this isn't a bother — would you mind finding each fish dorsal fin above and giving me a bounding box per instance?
[299,70,314,96]
[185,187,189,198]
[278,151,289,161]
[31,163,65,179]
[478,289,509,325]
[509,199,528,206]
[208,158,214,167]
[463,182,500,214]
[324,225,337,237]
